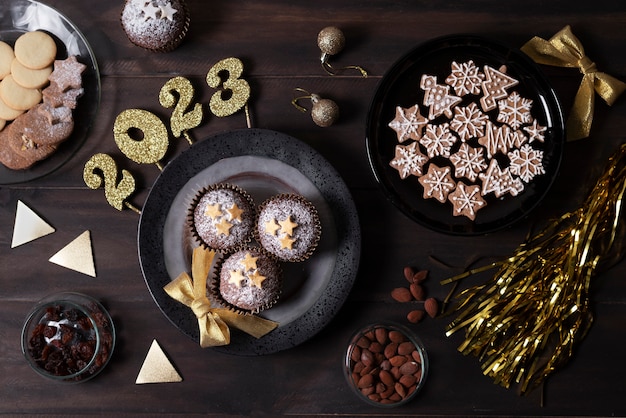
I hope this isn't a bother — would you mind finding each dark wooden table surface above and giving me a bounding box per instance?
[2,0,626,416]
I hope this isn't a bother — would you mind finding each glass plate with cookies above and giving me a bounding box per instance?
[366,34,565,235]
[0,0,100,184]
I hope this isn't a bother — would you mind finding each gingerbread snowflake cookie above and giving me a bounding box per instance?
[386,58,549,221]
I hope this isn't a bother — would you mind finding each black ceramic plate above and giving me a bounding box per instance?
[0,0,100,184]
[138,129,361,355]
[366,35,564,235]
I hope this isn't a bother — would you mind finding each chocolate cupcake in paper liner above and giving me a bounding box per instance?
[210,246,283,315]
[188,183,256,253]
[120,0,190,52]
[255,194,321,262]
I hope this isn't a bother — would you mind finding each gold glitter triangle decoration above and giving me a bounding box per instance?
[11,200,55,248]
[135,340,182,384]
[48,230,96,277]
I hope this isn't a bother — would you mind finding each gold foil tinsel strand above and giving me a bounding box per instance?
[442,142,626,394]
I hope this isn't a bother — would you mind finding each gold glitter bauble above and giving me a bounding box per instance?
[84,153,136,211]
[310,94,339,127]
[206,57,251,117]
[317,26,345,56]
[113,109,169,165]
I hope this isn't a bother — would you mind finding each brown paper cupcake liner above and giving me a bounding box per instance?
[187,183,256,254]
[120,0,190,53]
[209,245,282,315]
[254,193,322,262]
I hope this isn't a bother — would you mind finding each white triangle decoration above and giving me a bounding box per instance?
[136,339,183,384]
[48,230,96,277]
[11,200,55,248]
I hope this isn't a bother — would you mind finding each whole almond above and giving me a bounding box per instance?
[399,361,419,375]
[407,309,425,324]
[391,287,412,303]
[356,335,370,348]
[424,297,439,318]
[412,269,428,283]
[388,330,406,343]
[403,266,415,283]
[381,385,395,399]
[361,348,374,366]
[383,342,398,359]
[374,327,388,345]
[397,341,416,356]
[369,341,383,353]
[389,355,407,367]
[394,382,407,398]
[350,345,361,362]
[379,369,394,387]
[357,373,374,388]
[361,386,375,396]
[399,374,417,387]
[409,283,425,301]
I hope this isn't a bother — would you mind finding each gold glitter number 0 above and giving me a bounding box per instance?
[83,153,140,213]
[159,76,203,144]
[113,108,170,169]
[206,57,250,117]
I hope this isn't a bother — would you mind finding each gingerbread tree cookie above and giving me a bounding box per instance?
[480,65,518,112]
[420,74,461,119]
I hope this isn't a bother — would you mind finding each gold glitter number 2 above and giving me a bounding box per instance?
[83,153,140,214]
[206,57,251,117]
[159,76,203,145]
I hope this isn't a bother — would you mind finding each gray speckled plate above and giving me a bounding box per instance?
[138,129,361,355]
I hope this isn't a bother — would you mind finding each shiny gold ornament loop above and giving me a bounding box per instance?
[521,25,626,141]
[317,26,368,78]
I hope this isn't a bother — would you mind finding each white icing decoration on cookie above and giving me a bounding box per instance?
[508,143,545,183]
[496,92,533,130]
[419,123,457,158]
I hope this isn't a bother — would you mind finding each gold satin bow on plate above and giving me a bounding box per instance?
[521,25,626,141]
[164,247,279,348]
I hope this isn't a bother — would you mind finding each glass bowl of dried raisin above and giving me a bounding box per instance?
[344,322,428,407]
[21,292,115,383]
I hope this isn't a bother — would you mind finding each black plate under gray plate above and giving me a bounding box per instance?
[366,35,565,235]
[138,129,361,355]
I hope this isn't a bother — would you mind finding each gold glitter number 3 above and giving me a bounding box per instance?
[206,57,250,117]
[83,153,138,212]
[113,108,170,169]
[159,76,203,144]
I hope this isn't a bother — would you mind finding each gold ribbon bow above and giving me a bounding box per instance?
[521,25,626,141]
[164,247,279,348]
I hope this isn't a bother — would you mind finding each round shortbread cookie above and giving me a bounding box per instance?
[14,31,57,70]
[0,75,42,111]
[11,58,52,89]
[0,41,15,79]
[0,94,24,121]
[0,119,6,131]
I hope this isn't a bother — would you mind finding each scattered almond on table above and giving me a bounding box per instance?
[391,266,439,323]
